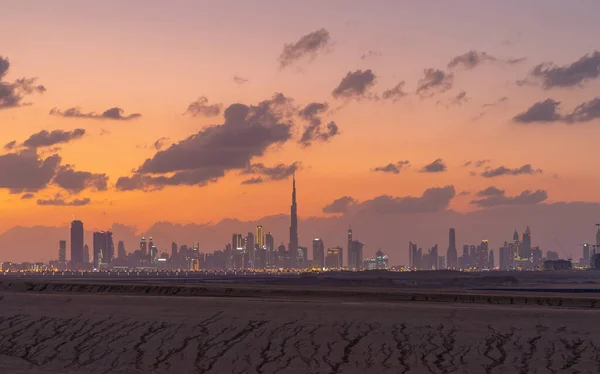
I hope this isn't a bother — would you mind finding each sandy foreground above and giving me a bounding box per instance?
[1,284,600,374]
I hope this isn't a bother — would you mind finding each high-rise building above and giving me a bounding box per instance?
[58,240,67,262]
[265,233,274,266]
[447,228,458,269]
[312,238,325,268]
[597,228,600,252]
[347,225,353,267]
[298,246,308,268]
[288,173,299,257]
[117,241,126,259]
[246,232,255,268]
[349,240,364,269]
[70,220,84,268]
[409,241,420,269]
[256,225,264,250]
[83,244,89,264]
[438,256,446,270]
[93,231,114,268]
[171,242,178,257]
[488,250,495,269]
[140,237,147,255]
[326,247,342,269]
[520,226,531,259]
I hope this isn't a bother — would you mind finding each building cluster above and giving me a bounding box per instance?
[2,175,391,273]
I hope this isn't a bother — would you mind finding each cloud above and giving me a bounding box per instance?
[373,160,410,174]
[447,50,526,70]
[416,68,453,97]
[153,137,170,151]
[564,97,600,124]
[37,194,91,206]
[476,186,505,197]
[322,196,357,214]
[513,99,562,123]
[482,96,508,108]
[53,165,108,193]
[470,189,548,208]
[49,107,141,121]
[185,96,222,117]
[420,159,447,173]
[361,50,381,60]
[332,69,377,100]
[298,102,339,146]
[233,76,248,84]
[240,162,300,182]
[381,82,407,102]
[356,186,456,214]
[22,128,85,148]
[481,164,542,178]
[20,193,34,200]
[116,93,294,191]
[450,91,468,106]
[0,149,61,193]
[240,177,264,185]
[458,191,470,197]
[279,28,331,68]
[463,159,489,168]
[4,141,16,150]
[0,56,46,110]
[525,51,600,89]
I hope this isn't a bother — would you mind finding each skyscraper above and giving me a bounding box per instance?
[312,238,324,268]
[93,231,114,268]
[246,232,255,268]
[117,241,126,259]
[288,173,298,257]
[265,232,274,266]
[171,242,178,257]
[520,226,531,259]
[83,244,89,264]
[347,225,352,267]
[70,220,84,268]
[140,236,147,255]
[256,225,264,250]
[58,240,67,262]
[447,228,457,269]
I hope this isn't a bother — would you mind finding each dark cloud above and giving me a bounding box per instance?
[233,76,248,84]
[525,51,600,89]
[240,177,264,185]
[22,129,85,148]
[356,186,455,214]
[470,189,547,208]
[458,191,470,197]
[37,195,91,207]
[564,97,600,124]
[4,141,16,150]
[381,82,407,102]
[0,149,61,193]
[332,69,377,100]
[361,50,381,60]
[53,165,108,193]
[513,99,562,124]
[482,96,508,108]
[420,159,447,173]
[322,196,357,214]
[116,94,294,191]
[279,28,331,68]
[153,137,170,151]
[416,69,453,97]
[463,159,490,168]
[185,96,222,117]
[49,107,141,121]
[514,97,600,125]
[240,162,300,182]
[20,193,35,200]
[373,160,410,174]
[447,50,526,70]
[298,102,339,146]
[476,186,505,197]
[481,164,542,178]
[0,57,46,110]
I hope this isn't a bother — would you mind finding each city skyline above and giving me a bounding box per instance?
[2,2,600,264]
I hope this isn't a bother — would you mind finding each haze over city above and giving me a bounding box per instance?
[2,1,600,265]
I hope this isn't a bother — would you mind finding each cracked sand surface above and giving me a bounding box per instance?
[1,292,600,373]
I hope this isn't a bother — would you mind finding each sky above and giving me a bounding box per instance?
[2,1,600,263]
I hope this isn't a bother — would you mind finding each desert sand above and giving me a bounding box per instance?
[1,278,600,373]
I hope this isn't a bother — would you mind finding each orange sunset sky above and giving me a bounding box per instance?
[2,0,600,236]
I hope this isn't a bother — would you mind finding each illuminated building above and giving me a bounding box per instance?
[140,237,147,256]
[312,238,325,268]
[256,225,264,250]
[70,220,84,268]
[375,249,389,269]
[298,246,308,268]
[326,247,342,269]
[277,244,287,268]
[93,231,114,268]
[58,240,66,262]
[288,173,298,258]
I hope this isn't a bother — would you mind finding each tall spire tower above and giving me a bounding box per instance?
[289,173,298,255]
